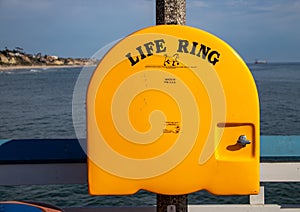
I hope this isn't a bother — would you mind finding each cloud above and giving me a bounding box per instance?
[187,1,209,8]
[0,0,51,11]
[186,0,300,62]
[0,0,150,57]
[0,0,299,61]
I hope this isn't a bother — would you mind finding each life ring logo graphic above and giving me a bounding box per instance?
[85,30,227,180]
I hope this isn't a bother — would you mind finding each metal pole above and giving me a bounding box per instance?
[156,0,187,211]
[157,194,188,212]
[156,0,186,25]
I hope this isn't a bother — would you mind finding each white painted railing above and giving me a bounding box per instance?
[0,136,299,211]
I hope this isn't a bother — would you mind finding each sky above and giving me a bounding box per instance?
[0,0,300,63]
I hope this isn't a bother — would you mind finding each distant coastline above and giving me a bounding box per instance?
[0,47,98,71]
[0,64,96,71]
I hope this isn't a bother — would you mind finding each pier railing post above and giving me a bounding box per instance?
[156,0,187,211]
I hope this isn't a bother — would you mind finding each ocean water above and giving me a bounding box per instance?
[0,63,299,207]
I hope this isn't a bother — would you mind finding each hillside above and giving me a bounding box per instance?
[0,47,97,67]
